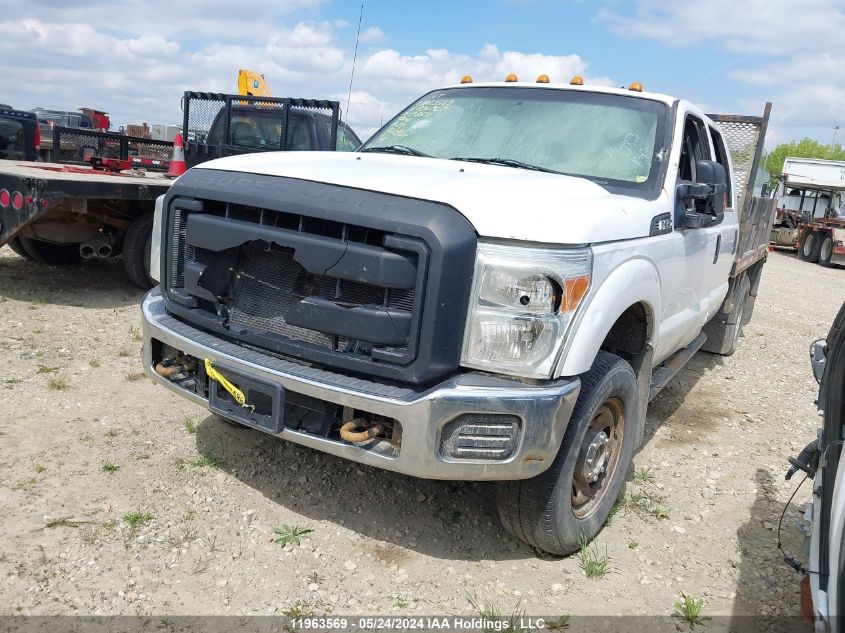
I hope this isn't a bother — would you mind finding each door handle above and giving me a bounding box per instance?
[713,235,722,264]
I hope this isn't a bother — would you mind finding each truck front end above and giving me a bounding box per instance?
[141,164,585,480]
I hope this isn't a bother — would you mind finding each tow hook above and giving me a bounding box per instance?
[339,419,386,443]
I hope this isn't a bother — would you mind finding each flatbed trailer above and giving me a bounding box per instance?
[0,160,173,286]
[769,157,845,267]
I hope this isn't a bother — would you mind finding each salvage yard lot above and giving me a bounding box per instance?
[0,246,842,619]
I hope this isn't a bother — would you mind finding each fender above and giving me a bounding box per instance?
[555,256,661,377]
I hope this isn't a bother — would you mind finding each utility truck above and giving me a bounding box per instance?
[141,76,774,554]
[770,157,845,267]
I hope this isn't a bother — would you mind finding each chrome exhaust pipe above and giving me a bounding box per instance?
[79,235,114,259]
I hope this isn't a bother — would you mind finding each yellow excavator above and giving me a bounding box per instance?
[237,69,272,97]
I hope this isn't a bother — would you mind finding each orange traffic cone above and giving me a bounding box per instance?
[166,132,187,177]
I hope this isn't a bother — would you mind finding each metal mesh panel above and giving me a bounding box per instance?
[52,127,173,170]
[711,119,760,199]
[707,105,770,202]
[182,92,340,166]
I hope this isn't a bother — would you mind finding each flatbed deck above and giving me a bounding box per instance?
[0,160,173,246]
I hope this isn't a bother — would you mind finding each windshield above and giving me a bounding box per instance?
[363,87,669,192]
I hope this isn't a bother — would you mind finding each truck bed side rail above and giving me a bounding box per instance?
[708,103,775,277]
[181,92,340,169]
[52,127,174,171]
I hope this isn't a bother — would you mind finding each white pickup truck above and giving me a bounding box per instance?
[140,77,774,555]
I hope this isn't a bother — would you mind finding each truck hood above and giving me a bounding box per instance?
[194,151,664,244]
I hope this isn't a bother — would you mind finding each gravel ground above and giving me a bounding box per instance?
[0,246,842,623]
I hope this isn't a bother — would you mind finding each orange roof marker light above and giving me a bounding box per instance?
[460,75,473,84]
[569,75,584,85]
[536,74,550,83]
[628,81,643,92]
[504,73,518,82]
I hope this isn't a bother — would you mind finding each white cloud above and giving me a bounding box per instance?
[596,0,845,142]
[0,6,612,143]
[359,25,386,44]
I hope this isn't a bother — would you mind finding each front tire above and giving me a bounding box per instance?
[495,351,639,555]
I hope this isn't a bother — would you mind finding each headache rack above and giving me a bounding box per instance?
[51,127,173,171]
[708,102,775,277]
[181,92,340,168]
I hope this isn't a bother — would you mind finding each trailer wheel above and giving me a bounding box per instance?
[18,237,83,265]
[819,234,835,267]
[122,212,154,289]
[6,237,34,260]
[800,231,822,263]
[495,351,638,555]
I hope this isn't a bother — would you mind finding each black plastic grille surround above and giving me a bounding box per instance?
[162,169,477,385]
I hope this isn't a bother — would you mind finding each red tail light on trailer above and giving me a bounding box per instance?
[0,189,9,208]
[11,191,24,210]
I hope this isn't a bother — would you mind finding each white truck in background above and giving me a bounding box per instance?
[770,156,845,266]
[141,76,774,555]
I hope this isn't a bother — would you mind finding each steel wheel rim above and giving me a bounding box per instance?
[571,396,625,519]
[804,234,815,257]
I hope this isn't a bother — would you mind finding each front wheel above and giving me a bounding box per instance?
[495,351,639,555]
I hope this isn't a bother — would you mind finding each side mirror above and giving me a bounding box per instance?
[675,159,727,229]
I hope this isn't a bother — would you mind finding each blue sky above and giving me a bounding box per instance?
[2,0,843,148]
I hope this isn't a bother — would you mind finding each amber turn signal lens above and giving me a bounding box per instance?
[628,81,643,92]
[460,75,473,84]
[569,75,584,85]
[505,73,518,82]
[562,275,590,312]
[536,74,550,83]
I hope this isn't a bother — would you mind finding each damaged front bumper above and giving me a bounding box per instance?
[141,288,580,480]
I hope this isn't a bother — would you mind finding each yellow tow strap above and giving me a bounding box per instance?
[204,358,253,411]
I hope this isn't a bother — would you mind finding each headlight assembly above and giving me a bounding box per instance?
[460,241,592,378]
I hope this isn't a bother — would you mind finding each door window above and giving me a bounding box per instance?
[678,115,711,182]
[336,125,361,151]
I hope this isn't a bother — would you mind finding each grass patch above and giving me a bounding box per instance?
[135,453,151,460]
[123,510,154,528]
[47,376,69,390]
[191,452,223,469]
[105,429,119,438]
[674,593,706,629]
[36,364,59,374]
[465,590,528,633]
[545,616,571,631]
[629,490,670,520]
[42,517,90,529]
[633,466,656,484]
[101,462,120,473]
[125,370,145,382]
[605,496,625,526]
[117,348,132,358]
[129,325,142,342]
[3,377,23,387]
[628,539,638,549]
[273,524,314,547]
[183,418,197,434]
[88,358,101,368]
[33,464,46,474]
[578,535,611,579]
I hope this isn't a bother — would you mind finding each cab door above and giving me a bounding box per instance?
[675,114,727,331]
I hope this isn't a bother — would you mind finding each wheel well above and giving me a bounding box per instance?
[600,302,652,366]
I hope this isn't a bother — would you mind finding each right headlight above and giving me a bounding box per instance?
[460,241,592,379]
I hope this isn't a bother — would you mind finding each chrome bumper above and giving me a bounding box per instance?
[141,288,580,480]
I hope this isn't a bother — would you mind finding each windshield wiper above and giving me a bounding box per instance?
[450,157,561,174]
[360,145,432,157]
